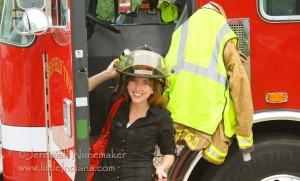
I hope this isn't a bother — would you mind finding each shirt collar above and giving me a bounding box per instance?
[147,106,161,116]
[118,101,161,117]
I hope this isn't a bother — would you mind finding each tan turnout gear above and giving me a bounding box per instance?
[201,1,227,18]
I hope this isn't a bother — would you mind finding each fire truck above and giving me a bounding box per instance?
[0,0,300,180]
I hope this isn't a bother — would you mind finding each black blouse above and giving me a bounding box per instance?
[96,101,176,181]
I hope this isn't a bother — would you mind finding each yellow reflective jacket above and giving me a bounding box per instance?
[166,8,237,135]
[165,8,254,164]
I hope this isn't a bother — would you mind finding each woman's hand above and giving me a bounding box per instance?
[155,166,168,181]
[104,59,118,79]
[88,59,119,92]
[154,154,174,181]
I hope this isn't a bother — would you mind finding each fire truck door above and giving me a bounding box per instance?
[45,0,76,180]
[45,0,89,180]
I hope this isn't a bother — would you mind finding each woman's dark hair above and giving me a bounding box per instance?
[117,76,168,108]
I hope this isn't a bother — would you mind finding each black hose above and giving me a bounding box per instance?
[86,13,120,33]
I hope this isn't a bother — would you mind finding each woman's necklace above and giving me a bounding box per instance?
[127,104,149,127]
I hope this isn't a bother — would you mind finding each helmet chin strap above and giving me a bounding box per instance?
[160,78,167,93]
[114,74,126,95]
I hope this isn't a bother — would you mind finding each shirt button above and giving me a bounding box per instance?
[120,148,124,152]
[122,138,126,142]
[116,176,120,180]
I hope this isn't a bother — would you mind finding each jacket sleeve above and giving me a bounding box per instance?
[164,73,177,100]
[223,40,254,152]
[158,110,176,155]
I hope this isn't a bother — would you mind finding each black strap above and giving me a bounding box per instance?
[186,0,193,17]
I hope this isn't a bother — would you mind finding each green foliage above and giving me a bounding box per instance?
[0,0,3,10]
[131,0,141,11]
[0,0,4,22]
[96,0,115,22]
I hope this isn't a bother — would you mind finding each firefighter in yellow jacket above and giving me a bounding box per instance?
[165,2,254,164]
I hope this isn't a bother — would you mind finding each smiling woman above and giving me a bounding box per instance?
[88,48,175,181]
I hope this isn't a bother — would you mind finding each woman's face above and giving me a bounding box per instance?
[127,77,153,105]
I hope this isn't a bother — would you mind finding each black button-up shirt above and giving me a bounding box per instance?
[98,101,176,181]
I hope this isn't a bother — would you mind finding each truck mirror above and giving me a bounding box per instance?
[22,8,48,35]
[17,0,45,10]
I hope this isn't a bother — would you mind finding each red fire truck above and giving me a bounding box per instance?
[0,0,300,180]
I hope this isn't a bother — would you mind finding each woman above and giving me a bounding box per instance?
[89,48,176,181]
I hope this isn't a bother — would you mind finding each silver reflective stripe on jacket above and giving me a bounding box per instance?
[173,20,232,85]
